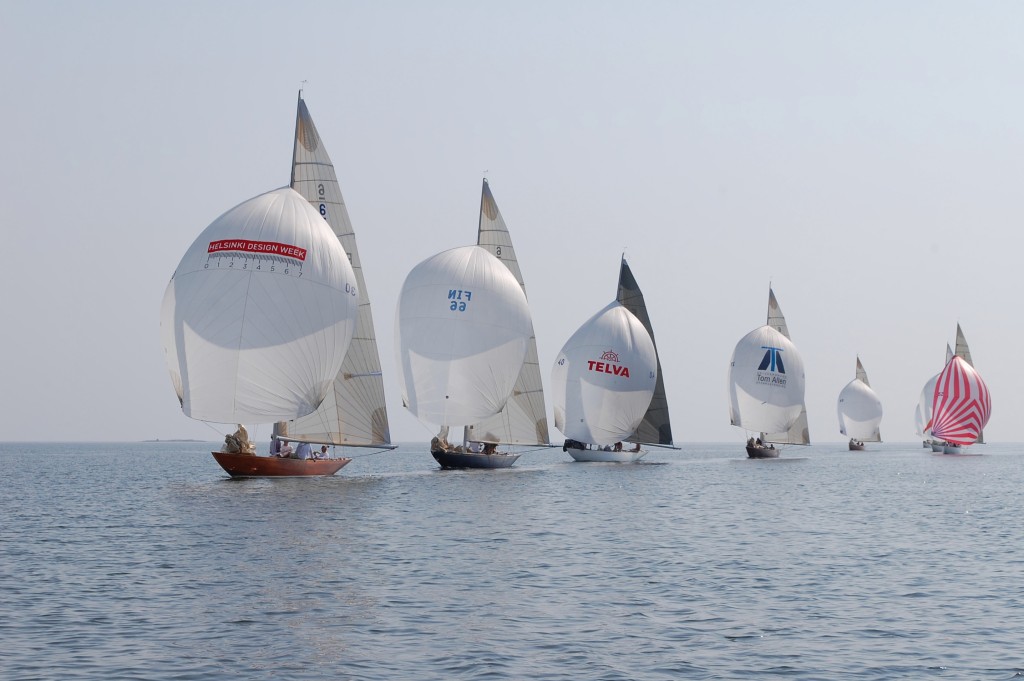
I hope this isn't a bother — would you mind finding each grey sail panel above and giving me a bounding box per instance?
[287,93,391,446]
[616,257,674,446]
[855,356,870,387]
[767,287,790,340]
[465,179,549,445]
[763,406,811,445]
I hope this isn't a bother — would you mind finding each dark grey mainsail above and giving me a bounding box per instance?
[616,256,674,446]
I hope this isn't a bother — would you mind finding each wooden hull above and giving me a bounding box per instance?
[568,449,646,463]
[745,445,780,459]
[211,451,351,477]
[431,450,520,469]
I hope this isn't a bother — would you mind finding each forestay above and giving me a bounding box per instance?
[551,301,657,445]
[161,187,359,423]
[284,93,392,446]
[396,245,533,427]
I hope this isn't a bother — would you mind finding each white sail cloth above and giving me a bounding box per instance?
[395,245,533,427]
[161,187,359,423]
[914,373,939,437]
[551,301,657,445]
[728,325,807,435]
[837,379,883,441]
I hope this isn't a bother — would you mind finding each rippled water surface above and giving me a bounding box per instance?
[3,441,1024,680]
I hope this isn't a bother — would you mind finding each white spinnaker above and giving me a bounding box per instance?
[551,301,657,445]
[465,180,549,445]
[286,94,391,446]
[838,379,883,441]
[160,187,359,423]
[728,325,807,437]
[395,245,533,427]
[914,373,939,437]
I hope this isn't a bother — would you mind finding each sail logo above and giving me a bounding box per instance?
[448,289,472,312]
[208,239,307,261]
[588,349,630,378]
[756,346,787,386]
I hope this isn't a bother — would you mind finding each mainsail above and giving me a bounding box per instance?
[395,245,533,427]
[160,187,359,423]
[616,256,674,446]
[953,324,983,444]
[465,180,549,446]
[283,93,392,446]
[551,301,657,445]
[930,356,991,445]
[736,287,810,445]
[837,357,883,442]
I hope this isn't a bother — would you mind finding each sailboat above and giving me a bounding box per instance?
[728,287,810,458]
[395,230,536,469]
[916,344,951,451]
[931,354,991,456]
[163,93,390,477]
[934,325,991,455]
[225,91,397,476]
[160,184,360,475]
[837,357,882,451]
[552,256,673,462]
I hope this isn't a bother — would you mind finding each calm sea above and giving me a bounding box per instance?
[2,441,1023,680]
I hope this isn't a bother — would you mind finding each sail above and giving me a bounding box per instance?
[838,358,883,441]
[855,356,870,386]
[728,325,807,440]
[914,373,939,437]
[552,301,658,445]
[465,180,549,445]
[930,356,991,445]
[396,245,533,427]
[616,256,674,445]
[767,287,790,339]
[747,288,809,444]
[953,324,983,443]
[285,94,391,446]
[954,323,974,367]
[160,187,359,423]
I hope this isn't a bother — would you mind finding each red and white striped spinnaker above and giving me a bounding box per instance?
[930,356,991,445]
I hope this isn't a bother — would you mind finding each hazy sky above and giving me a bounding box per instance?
[2,1,1021,444]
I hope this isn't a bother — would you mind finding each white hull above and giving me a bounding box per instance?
[943,444,970,455]
[930,442,944,453]
[568,449,647,463]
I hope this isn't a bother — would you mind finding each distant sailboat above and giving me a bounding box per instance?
[931,354,992,455]
[837,357,883,451]
[552,256,669,462]
[161,185,360,476]
[395,240,535,469]
[728,287,810,458]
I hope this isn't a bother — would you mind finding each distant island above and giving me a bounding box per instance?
[141,439,208,442]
